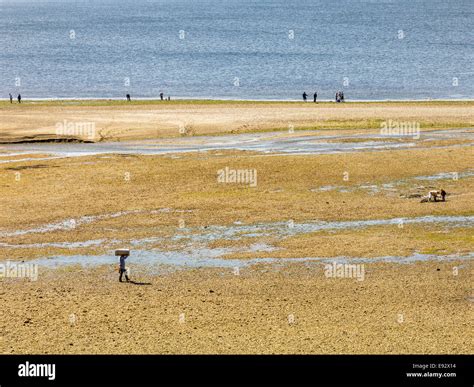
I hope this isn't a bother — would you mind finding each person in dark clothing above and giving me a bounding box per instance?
[440,189,446,201]
[303,92,307,102]
[340,91,345,102]
[119,253,130,282]
[335,92,340,103]
[9,93,13,103]
[160,92,164,101]
[17,94,21,103]
[126,94,131,101]
[313,92,317,103]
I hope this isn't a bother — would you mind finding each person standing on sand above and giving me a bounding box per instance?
[313,92,317,103]
[302,92,307,102]
[17,94,21,103]
[160,92,164,101]
[9,93,13,103]
[126,94,131,101]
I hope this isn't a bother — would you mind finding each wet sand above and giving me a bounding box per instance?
[0,104,473,354]
[1,128,473,160]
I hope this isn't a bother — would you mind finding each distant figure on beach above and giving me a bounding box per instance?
[302,92,307,102]
[17,94,21,103]
[313,92,317,103]
[168,96,171,101]
[126,94,131,101]
[116,249,130,282]
[340,91,345,102]
[423,189,447,203]
[160,92,164,101]
[9,93,13,103]
[335,91,341,103]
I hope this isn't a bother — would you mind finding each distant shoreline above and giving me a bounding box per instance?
[2,98,474,105]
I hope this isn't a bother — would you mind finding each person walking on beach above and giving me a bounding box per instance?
[17,94,21,103]
[117,250,130,282]
[126,94,131,101]
[335,92,340,103]
[313,92,317,103]
[303,92,307,102]
[160,92,164,101]
[9,93,13,103]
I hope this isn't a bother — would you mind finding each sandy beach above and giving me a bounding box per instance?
[1,260,471,354]
[1,100,472,143]
[0,101,473,354]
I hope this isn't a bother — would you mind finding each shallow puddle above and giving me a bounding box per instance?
[2,215,473,247]
[171,215,474,244]
[1,128,472,159]
[27,250,474,274]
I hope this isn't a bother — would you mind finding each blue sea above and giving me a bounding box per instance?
[0,0,473,100]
